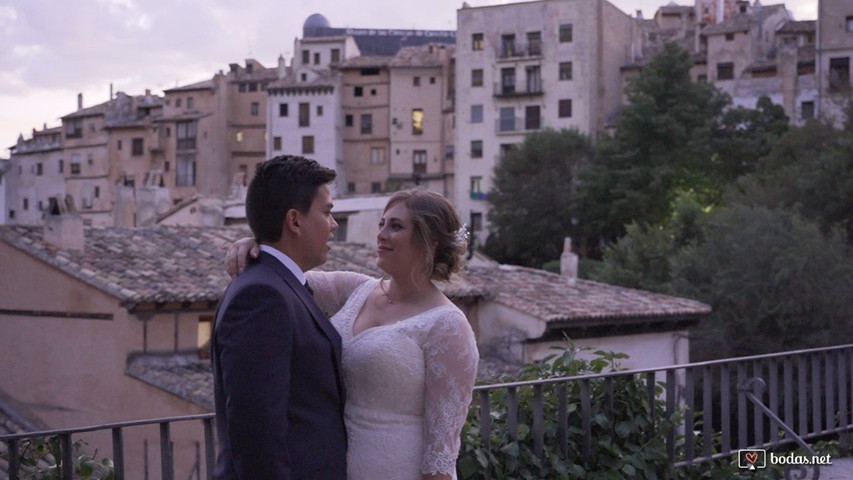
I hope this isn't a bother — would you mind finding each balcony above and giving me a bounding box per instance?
[495,116,542,134]
[495,41,543,61]
[493,82,544,98]
[4,344,852,479]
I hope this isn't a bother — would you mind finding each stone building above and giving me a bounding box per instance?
[454,0,636,244]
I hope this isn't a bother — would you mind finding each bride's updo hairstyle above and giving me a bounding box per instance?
[384,188,467,282]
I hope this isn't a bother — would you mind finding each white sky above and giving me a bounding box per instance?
[0,0,818,157]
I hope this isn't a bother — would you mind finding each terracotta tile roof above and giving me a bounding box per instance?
[658,5,694,15]
[337,56,392,69]
[164,78,216,93]
[465,264,711,324]
[778,20,815,34]
[702,13,754,35]
[390,44,454,68]
[0,226,484,308]
[268,69,339,91]
[126,354,215,410]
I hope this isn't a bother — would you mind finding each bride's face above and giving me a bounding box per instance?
[376,202,428,278]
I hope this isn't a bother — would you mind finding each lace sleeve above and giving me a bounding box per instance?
[306,270,373,317]
[421,309,479,476]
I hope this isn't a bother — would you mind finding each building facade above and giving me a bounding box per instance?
[816,0,853,123]
[454,0,635,244]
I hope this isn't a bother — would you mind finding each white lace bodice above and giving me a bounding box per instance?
[307,271,479,478]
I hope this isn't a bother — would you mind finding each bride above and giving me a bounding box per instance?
[227,188,479,480]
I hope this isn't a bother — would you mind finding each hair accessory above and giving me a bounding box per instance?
[453,224,469,248]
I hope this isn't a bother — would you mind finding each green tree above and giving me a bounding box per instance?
[573,43,729,252]
[484,128,593,268]
[671,205,853,360]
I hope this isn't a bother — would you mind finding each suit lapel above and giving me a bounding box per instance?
[258,253,347,399]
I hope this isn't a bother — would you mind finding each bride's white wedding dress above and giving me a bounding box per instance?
[310,271,479,480]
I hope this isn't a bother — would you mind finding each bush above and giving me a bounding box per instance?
[457,344,681,479]
[1,436,114,480]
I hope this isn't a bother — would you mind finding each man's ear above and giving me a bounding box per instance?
[284,208,301,236]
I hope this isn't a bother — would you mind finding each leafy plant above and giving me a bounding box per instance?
[457,343,683,479]
[1,436,114,480]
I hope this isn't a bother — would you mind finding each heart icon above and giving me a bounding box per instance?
[745,452,758,464]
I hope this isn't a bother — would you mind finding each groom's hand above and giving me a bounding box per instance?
[226,236,260,278]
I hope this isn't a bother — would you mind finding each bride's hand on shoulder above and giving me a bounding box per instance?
[226,237,260,278]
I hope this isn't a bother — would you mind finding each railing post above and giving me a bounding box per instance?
[160,422,174,480]
[204,417,216,480]
[8,439,19,480]
[112,427,125,480]
[684,367,695,464]
[581,379,591,462]
[702,366,713,459]
[533,384,544,461]
[507,387,518,444]
[60,433,72,480]
[666,369,676,461]
[557,384,568,459]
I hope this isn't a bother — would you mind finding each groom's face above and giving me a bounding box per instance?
[296,184,338,270]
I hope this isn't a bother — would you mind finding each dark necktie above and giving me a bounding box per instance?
[303,281,314,296]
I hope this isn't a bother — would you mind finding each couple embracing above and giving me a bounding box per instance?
[211,155,479,479]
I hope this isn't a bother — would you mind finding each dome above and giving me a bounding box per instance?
[304,13,331,30]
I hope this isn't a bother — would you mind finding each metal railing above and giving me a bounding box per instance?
[3,344,852,478]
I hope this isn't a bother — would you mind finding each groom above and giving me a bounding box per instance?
[211,155,347,479]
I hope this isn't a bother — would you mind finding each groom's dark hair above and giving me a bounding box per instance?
[246,155,336,243]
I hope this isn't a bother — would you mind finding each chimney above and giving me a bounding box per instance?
[560,237,578,285]
[636,9,643,19]
[110,82,114,99]
[77,93,83,110]
[43,195,85,251]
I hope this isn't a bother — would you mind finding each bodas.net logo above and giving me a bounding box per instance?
[738,449,767,470]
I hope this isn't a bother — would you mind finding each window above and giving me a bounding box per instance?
[501,34,516,57]
[95,186,100,198]
[117,139,122,150]
[801,101,815,120]
[36,163,43,176]
[371,147,386,164]
[87,154,93,165]
[132,138,144,155]
[413,150,427,174]
[559,61,573,80]
[299,103,310,127]
[413,76,421,86]
[361,68,380,76]
[559,99,572,118]
[444,144,454,161]
[525,105,541,130]
[59,159,64,173]
[279,103,289,117]
[499,107,515,132]
[177,121,197,150]
[527,31,542,56]
[317,105,323,116]
[348,182,356,193]
[176,98,182,108]
[470,105,483,123]
[236,131,243,143]
[526,65,541,93]
[251,102,259,116]
[470,176,483,199]
[412,109,424,135]
[472,33,484,51]
[302,50,310,64]
[301,73,307,82]
[361,114,372,135]
[471,69,483,87]
[501,68,515,94]
[846,16,853,32]
[248,83,258,92]
[345,114,354,127]
[725,33,735,41]
[302,136,315,154]
[470,140,483,158]
[23,198,28,210]
[371,182,382,193]
[559,24,573,43]
[65,119,82,138]
[8,210,14,219]
[430,77,435,84]
[273,136,282,150]
[830,57,850,91]
[354,86,364,97]
[371,88,377,96]
[187,97,194,110]
[239,83,246,93]
[331,48,341,63]
[176,154,196,186]
[717,62,734,80]
[314,52,320,65]
[471,212,483,231]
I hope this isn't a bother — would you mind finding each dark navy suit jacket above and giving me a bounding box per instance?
[211,252,347,479]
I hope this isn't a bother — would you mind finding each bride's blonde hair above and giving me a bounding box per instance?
[384,188,467,282]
